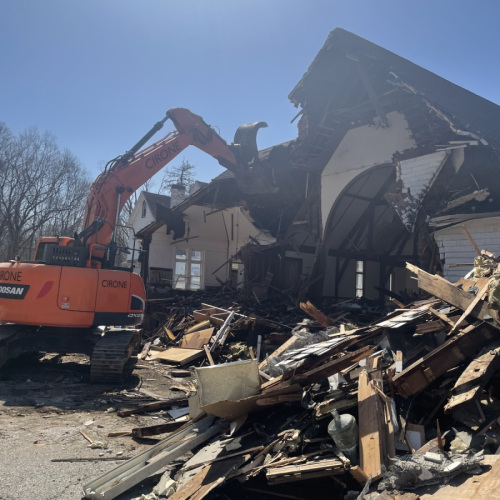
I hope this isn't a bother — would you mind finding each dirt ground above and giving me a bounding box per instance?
[0,352,193,500]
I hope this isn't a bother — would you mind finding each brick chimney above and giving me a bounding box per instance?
[170,184,186,208]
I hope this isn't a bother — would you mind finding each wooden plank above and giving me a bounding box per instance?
[149,347,204,366]
[349,465,369,484]
[117,396,188,417]
[203,345,214,366]
[185,320,211,334]
[444,343,500,413]
[415,320,446,334]
[83,416,221,500]
[428,307,456,327]
[406,263,494,324]
[299,301,333,327]
[448,280,491,334]
[168,456,245,500]
[138,341,152,360]
[462,224,481,256]
[419,454,500,500]
[259,335,298,370]
[179,328,214,349]
[358,370,385,479]
[265,458,344,483]
[392,323,497,398]
[132,421,185,438]
[284,346,375,388]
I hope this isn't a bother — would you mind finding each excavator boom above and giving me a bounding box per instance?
[0,107,268,382]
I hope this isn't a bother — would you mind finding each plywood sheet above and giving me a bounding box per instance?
[180,328,214,349]
[149,348,204,366]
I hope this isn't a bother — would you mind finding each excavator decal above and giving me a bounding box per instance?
[0,283,29,299]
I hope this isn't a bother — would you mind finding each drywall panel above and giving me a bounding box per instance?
[321,111,416,232]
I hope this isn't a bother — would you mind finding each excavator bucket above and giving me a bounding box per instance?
[232,121,268,165]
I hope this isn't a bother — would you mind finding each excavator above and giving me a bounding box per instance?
[0,108,268,382]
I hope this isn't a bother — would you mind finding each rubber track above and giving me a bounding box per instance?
[90,330,139,384]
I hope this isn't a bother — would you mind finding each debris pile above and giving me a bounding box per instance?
[83,250,500,500]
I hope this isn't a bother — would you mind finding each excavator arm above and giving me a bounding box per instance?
[80,108,268,260]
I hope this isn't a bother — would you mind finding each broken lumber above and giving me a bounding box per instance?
[117,396,188,417]
[448,279,491,334]
[406,263,494,324]
[265,457,345,483]
[358,369,386,480]
[83,416,222,500]
[132,421,186,438]
[282,346,375,388]
[259,335,299,371]
[392,322,497,398]
[444,342,500,414]
[299,301,333,327]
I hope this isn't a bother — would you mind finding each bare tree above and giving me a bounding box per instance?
[159,157,196,194]
[0,124,91,260]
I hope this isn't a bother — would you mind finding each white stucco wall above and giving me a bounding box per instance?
[321,111,416,232]
[148,205,275,289]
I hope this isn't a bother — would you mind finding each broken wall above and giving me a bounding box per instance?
[433,216,500,282]
[320,111,416,233]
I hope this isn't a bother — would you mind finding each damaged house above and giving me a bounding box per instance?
[283,28,500,304]
[133,28,500,305]
[131,175,275,294]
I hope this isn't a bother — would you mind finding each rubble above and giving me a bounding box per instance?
[81,247,500,499]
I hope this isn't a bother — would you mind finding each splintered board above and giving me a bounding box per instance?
[149,348,204,366]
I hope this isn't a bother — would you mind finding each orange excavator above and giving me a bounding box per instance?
[0,108,268,382]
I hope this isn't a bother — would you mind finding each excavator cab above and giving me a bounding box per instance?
[34,237,89,267]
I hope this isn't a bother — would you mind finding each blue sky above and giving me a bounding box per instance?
[2,0,499,188]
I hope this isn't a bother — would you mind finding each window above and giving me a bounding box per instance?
[141,201,147,218]
[174,249,203,290]
[355,260,364,298]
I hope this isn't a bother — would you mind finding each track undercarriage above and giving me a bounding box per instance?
[0,325,140,384]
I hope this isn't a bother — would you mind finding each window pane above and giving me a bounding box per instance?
[356,261,364,272]
[175,277,186,289]
[190,263,201,277]
[191,250,201,261]
[191,276,200,290]
[175,262,186,275]
[176,249,186,260]
[356,274,363,289]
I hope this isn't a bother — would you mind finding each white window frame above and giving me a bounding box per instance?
[174,249,203,290]
[355,260,364,298]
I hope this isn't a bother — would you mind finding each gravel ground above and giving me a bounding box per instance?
[0,353,191,500]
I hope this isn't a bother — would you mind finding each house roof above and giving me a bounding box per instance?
[142,191,171,219]
[289,28,500,152]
